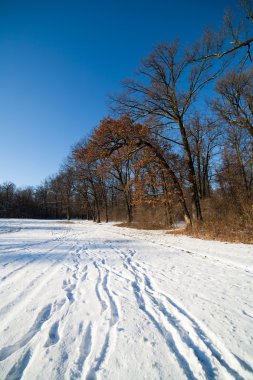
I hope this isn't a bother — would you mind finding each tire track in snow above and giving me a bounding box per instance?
[41,248,90,378]
[0,253,59,302]
[0,238,65,286]
[0,304,52,361]
[44,321,60,347]
[135,258,253,379]
[70,322,93,380]
[75,233,253,380]
[0,236,81,317]
[160,291,252,379]
[110,245,247,380]
[93,261,108,312]
[0,230,74,294]
[129,249,250,380]
[0,227,72,265]
[50,250,87,333]
[46,251,93,379]
[106,243,197,379]
[87,260,120,379]
[4,348,32,380]
[102,270,119,327]
[0,223,99,378]
[104,226,253,275]
[0,231,85,378]
[128,267,199,379]
[0,257,38,283]
[0,241,85,339]
[0,257,63,320]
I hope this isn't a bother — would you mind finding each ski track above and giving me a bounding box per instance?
[108,227,253,276]
[0,227,73,288]
[84,259,120,379]
[39,245,91,379]
[70,322,93,379]
[0,241,80,330]
[0,304,52,361]
[0,220,252,380]
[108,242,252,380]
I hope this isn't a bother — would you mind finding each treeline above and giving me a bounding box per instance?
[1,2,253,242]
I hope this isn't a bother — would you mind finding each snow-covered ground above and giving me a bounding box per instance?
[0,219,252,380]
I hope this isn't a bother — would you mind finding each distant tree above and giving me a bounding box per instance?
[0,182,16,217]
[214,67,253,138]
[58,167,76,220]
[73,146,106,223]
[15,187,37,218]
[35,181,50,218]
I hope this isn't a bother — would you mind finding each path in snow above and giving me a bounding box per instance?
[0,219,252,380]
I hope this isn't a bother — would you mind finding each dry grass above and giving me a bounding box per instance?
[115,219,253,244]
[114,197,253,243]
[168,196,253,244]
[115,222,168,230]
[169,221,253,244]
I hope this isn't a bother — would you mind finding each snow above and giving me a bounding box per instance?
[0,219,252,380]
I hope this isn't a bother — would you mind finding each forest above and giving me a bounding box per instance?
[1,1,253,243]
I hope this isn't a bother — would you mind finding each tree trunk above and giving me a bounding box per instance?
[178,118,202,222]
[101,178,109,222]
[162,172,174,226]
[165,201,174,226]
[143,141,192,226]
[94,195,101,223]
[234,136,249,194]
[124,193,133,223]
[66,205,71,220]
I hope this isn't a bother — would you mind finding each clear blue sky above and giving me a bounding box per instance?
[0,0,237,187]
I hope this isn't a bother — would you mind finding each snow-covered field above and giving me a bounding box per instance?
[0,219,252,380]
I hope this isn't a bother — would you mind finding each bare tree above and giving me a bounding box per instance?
[187,115,221,198]
[198,1,253,62]
[214,67,253,138]
[113,37,224,222]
